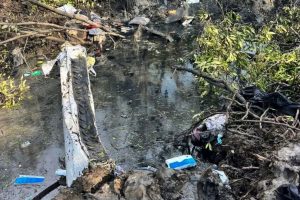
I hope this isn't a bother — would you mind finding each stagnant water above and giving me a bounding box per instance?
[92,38,202,170]
[0,27,203,199]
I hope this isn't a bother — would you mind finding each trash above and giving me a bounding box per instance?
[165,7,185,23]
[11,47,24,67]
[191,114,227,147]
[198,168,234,199]
[31,70,43,77]
[212,169,229,186]
[138,166,157,172]
[182,17,194,27]
[121,26,134,33]
[14,175,45,184]
[241,86,300,118]
[90,12,101,23]
[217,133,223,144]
[20,141,31,148]
[187,0,200,4]
[88,28,104,36]
[55,169,67,176]
[129,17,150,26]
[115,165,125,176]
[23,72,31,77]
[41,59,57,77]
[165,155,197,170]
[86,56,96,76]
[276,184,300,200]
[168,9,177,15]
[57,4,77,15]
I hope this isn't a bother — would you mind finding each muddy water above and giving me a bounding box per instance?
[92,39,202,170]
[0,78,64,200]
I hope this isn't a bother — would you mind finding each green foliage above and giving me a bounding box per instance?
[0,75,29,109]
[196,9,300,96]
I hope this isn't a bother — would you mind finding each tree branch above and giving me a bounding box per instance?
[172,65,246,103]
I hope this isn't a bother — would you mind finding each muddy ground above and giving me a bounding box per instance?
[0,76,64,200]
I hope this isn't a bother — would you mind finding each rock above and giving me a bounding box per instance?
[155,166,175,181]
[124,171,163,200]
[91,183,120,200]
[129,16,150,26]
[113,177,123,194]
[11,47,23,67]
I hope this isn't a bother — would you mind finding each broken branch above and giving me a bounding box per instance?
[173,65,246,103]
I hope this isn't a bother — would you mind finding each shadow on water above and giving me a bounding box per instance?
[92,39,203,170]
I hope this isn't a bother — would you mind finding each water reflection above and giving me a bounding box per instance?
[92,41,201,169]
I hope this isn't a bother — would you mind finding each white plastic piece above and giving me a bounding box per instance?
[57,4,77,14]
[203,114,227,131]
[55,169,67,176]
[187,0,200,4]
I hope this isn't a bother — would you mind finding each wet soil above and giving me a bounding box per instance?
[0,77,64,200]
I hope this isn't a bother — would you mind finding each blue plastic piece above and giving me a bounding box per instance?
[166,155,197,170]
[217,134,223,144]
[14,175,45,184]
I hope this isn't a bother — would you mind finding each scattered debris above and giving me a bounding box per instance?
[276,184,300,200]
[41,59,57,77]
[57,4,77,15]
[165,7,185,23]
[55,169,67,176]
[129,16,150,26]
[11,47,24,67]
[187,0,200,4]
[20,141,31,148]
[241,85,300,117]
[31,70,43,77]
[86,56,96,76]
[212,169,230,187]
[141,26,174,42]
[166,155,197,170]
[14,175,45,184]
[191,114,227,152]
[182,17,194,27]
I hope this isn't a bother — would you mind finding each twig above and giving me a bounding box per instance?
[293,109,299,127]
[260,108,270,129]
[241,102,249,120]
[0,32,38,45]
[240,180,259,199]
[251,153,271,162]
[0,22,88,32]
[242,166,259,170]
[173,66,246,103]
[234,119,300,131]
[227,128,262,140]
